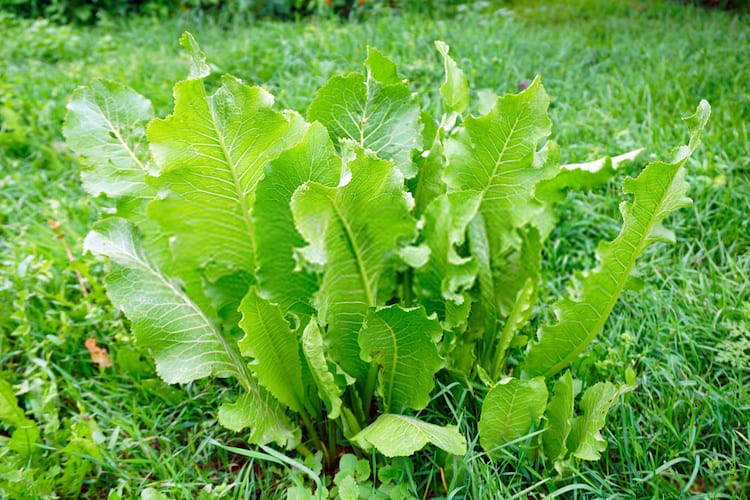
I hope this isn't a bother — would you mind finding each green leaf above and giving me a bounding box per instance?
[411,113,447,217]
[238,289,307,413]
[301,319,345,419]
[216,392,299,447]
[359,305,443,412]
[522,101,710,378]
[568,382,634,461]
[179,31,210,80]
[542,370,574,463]
[479,377,547,456]
[491,276,536,380]
[435,41,469,115]
[411,192,481,329]
[63,78,166,263]
[468,213,498,358]
[60,420,103,497]
[64,79,154,198]
[255,122,340,318]
[85,218,235,383]
[493,224,542,317]
[291,148,417,378]
[337,475,360,500]
[444,77,556,255]
[353,414,466,457]
[307,58,421,178]
[365,46,400,85]
[84,218,295,446]
[0,379,26,427]
[147,75,305,306]
[0,379,40,457]
[141,488,170,500]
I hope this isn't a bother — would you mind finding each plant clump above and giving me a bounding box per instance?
[62,32,709,495]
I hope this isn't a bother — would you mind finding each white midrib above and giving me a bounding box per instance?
[119,233,257,392]
[329,195,375,308]
[206,96,257,259]
[381,320,399,413]
[102,112,147,174]
[480,112,522,200]
[358,75,372,148]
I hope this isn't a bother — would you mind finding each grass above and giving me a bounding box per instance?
[1,0,748,497]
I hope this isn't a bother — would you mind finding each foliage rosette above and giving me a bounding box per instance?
[66,31,709,486]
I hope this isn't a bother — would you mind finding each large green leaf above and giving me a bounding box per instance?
[411,192,481,329]
[307,50,421,178]
[359,305,443,412]
[84,218,296,446]
[291,148,417,378]
[255,123,340,318]
[478,377,548,456]
[63,80,172,267]
[353,414,466,457]
[147,75,305,306]
[567,382,634,461]
[64,79,154,199]
[536,149,642,205]
[444,77,555,255]
[0,379,26,428]
[238,289,308,413]
[523,101,710,378]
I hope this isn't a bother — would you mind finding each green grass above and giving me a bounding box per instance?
[1,1,748,497]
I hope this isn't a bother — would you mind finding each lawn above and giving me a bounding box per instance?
[1,0,748,497]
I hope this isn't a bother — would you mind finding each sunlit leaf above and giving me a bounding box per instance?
[353,414,466,457]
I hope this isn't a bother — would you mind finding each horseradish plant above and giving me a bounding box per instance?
[65,33,709,474]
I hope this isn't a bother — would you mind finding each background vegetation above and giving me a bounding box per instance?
[1,0,748,497]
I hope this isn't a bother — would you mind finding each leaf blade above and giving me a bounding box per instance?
[435,41,469,115]
[238,289,307,413]
[64,80,153,198]
[307,65,421,178]
[353,414,466,457]
[523,102,710,378]
[479,377,548,456]
[568,382,634,461]
[84,218,295,446]
[542,370,574,463]
[147,75,304,305]
[359,305,443,412]
[445,77,555,255]
[301,319,346,420]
